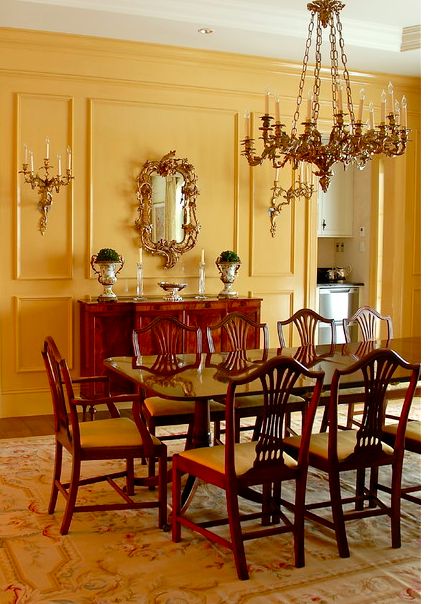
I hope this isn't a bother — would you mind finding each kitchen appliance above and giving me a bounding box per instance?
[318,284,359,343]
[317,266,352,283]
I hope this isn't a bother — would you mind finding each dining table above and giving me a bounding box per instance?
[104,336,420,447]
[104,336,420,504]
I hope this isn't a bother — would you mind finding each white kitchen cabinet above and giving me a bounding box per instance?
[317,163,354,237]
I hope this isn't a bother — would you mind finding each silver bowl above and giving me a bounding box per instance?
[158,281,187,301]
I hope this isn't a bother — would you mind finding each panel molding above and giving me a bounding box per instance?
[15,92,74,280]
[14,296,74,372]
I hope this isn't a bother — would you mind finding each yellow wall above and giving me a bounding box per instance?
[0,28,420,417]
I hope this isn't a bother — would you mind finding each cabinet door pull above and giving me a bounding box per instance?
[322,219,327,230]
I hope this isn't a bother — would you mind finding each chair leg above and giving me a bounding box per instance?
[390,462,403,548]
[328,470,350,558]
[346,402,355,429]
[355,467,365,510]
[171,461,182,542]
[294,475,307,568]
[252,414,263,441]
[157,449,168,530]
[60,455,81,535]
[126,458,135,496]
[226,486,249,580]
[48,440,63,514]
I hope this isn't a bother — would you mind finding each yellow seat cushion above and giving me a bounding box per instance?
[144,397,224,417]
[284,429,394,463]
[177,441,298,475]
[78,417,162,448]
[383,420,421,444]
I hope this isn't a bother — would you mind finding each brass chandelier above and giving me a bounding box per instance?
[241,0,409,203]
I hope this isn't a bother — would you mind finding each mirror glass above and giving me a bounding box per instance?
[136,150,200,268]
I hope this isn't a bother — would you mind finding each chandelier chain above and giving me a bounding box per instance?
[329,18,339,117]
[337,16,355,124]
[293,13,315,133]
[312,17,324,123]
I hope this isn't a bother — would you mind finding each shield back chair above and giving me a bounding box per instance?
[43,335,119,422]
[378,414,421,504]
[42,336,167,535]
[277,308,336,432]
[132,316,225,473]
[283,348,420,558]
[171,355,325,580]
[206,311,271,442]
[277,308,336,352]
[342,306,420,428]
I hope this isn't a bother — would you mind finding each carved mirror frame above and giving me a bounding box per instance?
[135,150,201,268]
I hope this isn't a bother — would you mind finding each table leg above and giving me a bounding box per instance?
[180,397,211,509]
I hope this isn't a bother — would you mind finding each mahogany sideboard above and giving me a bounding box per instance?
[78,296,262,391]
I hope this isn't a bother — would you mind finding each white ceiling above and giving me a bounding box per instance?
[0,0,422,76]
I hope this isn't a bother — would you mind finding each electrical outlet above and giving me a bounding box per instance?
[336,241,344,252]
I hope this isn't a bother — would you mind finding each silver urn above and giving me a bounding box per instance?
[90,256,124,300]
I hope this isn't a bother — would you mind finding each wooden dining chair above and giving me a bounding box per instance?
[283,348,420,558]
[171,355,325,580]
[42,336,168,535]
[277,308,336,351]
[343,305,393,342]
[132,316,225,472]
[206,311,271,442]
[277,308,336,432]
[378,414,421,504]
[342,305,420,428]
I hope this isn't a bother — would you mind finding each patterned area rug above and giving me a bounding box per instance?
[0,418,421,603]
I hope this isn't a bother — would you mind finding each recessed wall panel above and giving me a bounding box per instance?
[15,296,73,372]
[16,93,73,279]
[89,99,237,279]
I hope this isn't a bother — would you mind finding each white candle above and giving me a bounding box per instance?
[401,96,408,128]
[368,102,375,129]
[358,89,365,122]
[24,144,28,164]
[275,168,279,182]
[387,81,394,115]
[57,154,62,176]
[45,138,50,160]
[265,91,270,115]
[139,247,143,264]
[299,161,305,183]
[67,146,72,170]
[394,99,400,124]
[244,113,250,138]
[337,83,343,113]
[30,150,34,172]
[201,249,205,264]
[380,90,386,122]
[275,96,280,122]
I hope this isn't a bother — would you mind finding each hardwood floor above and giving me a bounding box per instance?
[0,415,55,439]
[0,409,134,439]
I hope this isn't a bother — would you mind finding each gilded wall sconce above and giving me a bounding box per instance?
[19,139,73,235]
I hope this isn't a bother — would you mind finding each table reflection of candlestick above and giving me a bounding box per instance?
[195,262,206,298]
[135,261,145,299]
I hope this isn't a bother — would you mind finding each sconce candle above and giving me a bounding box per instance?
[139,247,143,264]
[45,138,50,160]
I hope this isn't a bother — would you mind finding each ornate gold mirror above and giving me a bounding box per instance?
[135,150,200,268]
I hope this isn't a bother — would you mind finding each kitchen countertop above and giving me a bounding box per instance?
[317,281,364,287]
